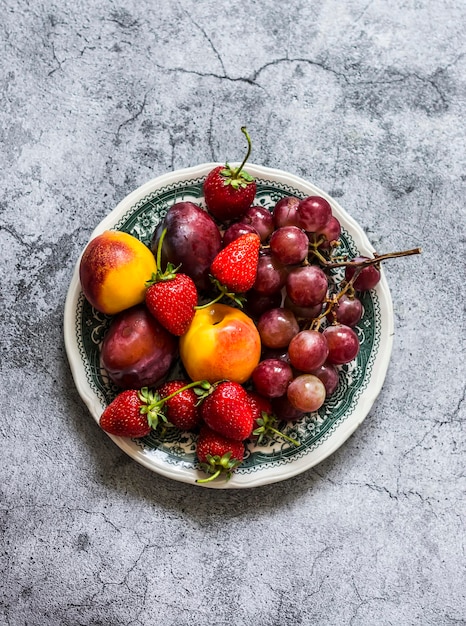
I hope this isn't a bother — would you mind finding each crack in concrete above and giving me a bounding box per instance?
[151,61,260,88]
[116,91,150,141]
[47,40,65,76]
[180,4,227,78]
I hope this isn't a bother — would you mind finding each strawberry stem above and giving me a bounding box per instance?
[194,291,225,309]
[156,227,167,271]
[146,227,182,286]
[253,411,300,447]
[196,469,222,484]
[158,380,211,405]
[196,451,240,483]
[268,427,300,447]
[194,280,246,310]
[233,127,252,179]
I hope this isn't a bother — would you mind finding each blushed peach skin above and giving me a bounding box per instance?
[179,304,261,384]
[79,230,157,315]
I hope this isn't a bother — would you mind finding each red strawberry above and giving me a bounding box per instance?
[157,379,202,431]
[203,127,257,221]
[247,391,273,425]
[247,391,300,447]
[145,227,198,336]
[196,425,245,483]
[146,273,197,336]
[210,232,261,293]
[99,387,166,438]
[200,381,254,441]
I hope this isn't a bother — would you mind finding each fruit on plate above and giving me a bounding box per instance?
[146,272,197,336]
[100,304,177,389]
[145,228,198,336]
[196,426,245,483]
[99,387,166,438]
[247,391,300,446]
[251,358,294,398]
[210,232,261,293]
[323,324,360,365]
[200,381,255,441]
[203,127,257,221]
[79,230,157,315]
[179,303,261,384]
[287,374,327,413]
[150,202,222,291]
[240,205,274,242]
[156,379,203,431]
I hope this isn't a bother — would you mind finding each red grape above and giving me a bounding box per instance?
[245,290,282,319]
[223,222,258,247]
[252,359,294,398]
[316,215,341,248]
[327,294,363,327]
[345,257,381,291]
[269,226,309,265]
[288,330,329,372]
[297,196,332,233]
[253,252,288,295]
[273,196,300,228]
[257,307,300,349]
[310,362,339,396]
[287,374,326,412]
[286,265,328,307]
[283,296,322,320]
[261,348,292,364]
[241,206,274,242]
[323,324,360,365]
[272,395,304,422]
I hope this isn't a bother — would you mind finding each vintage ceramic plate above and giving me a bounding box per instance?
[64,163,394,489]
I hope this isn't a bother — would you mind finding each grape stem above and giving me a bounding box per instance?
[314,247,422,269]
[307,247,422,331]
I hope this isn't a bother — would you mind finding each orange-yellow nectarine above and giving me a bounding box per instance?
[179,304,261,384]
[79,230,157,315]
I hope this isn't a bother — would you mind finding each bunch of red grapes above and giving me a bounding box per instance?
[230,193,383,422]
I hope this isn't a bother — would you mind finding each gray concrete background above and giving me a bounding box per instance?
[1,1,465,624]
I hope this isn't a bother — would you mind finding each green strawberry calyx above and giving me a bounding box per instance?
[196,452,243,484]
[253,411,300,447]
[219,127,255,189]
[138,381,211,431]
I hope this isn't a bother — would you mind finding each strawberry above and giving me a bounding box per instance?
[203,127,257,221]
[196,425,245,483]
[145,227,198,336]
[157,379,203,431]
[99,387,166,438]
[210,232,261,293]
[200,381,254,441]
[247,391,300,447]
[146,273,197,336]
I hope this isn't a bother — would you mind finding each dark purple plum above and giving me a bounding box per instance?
[151,202,222,291]
[101,304,178,389]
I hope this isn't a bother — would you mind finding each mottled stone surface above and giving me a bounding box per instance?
[1,1,465,624]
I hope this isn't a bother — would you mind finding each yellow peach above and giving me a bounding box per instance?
[179,303,261,384]
[79,230,157,315]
